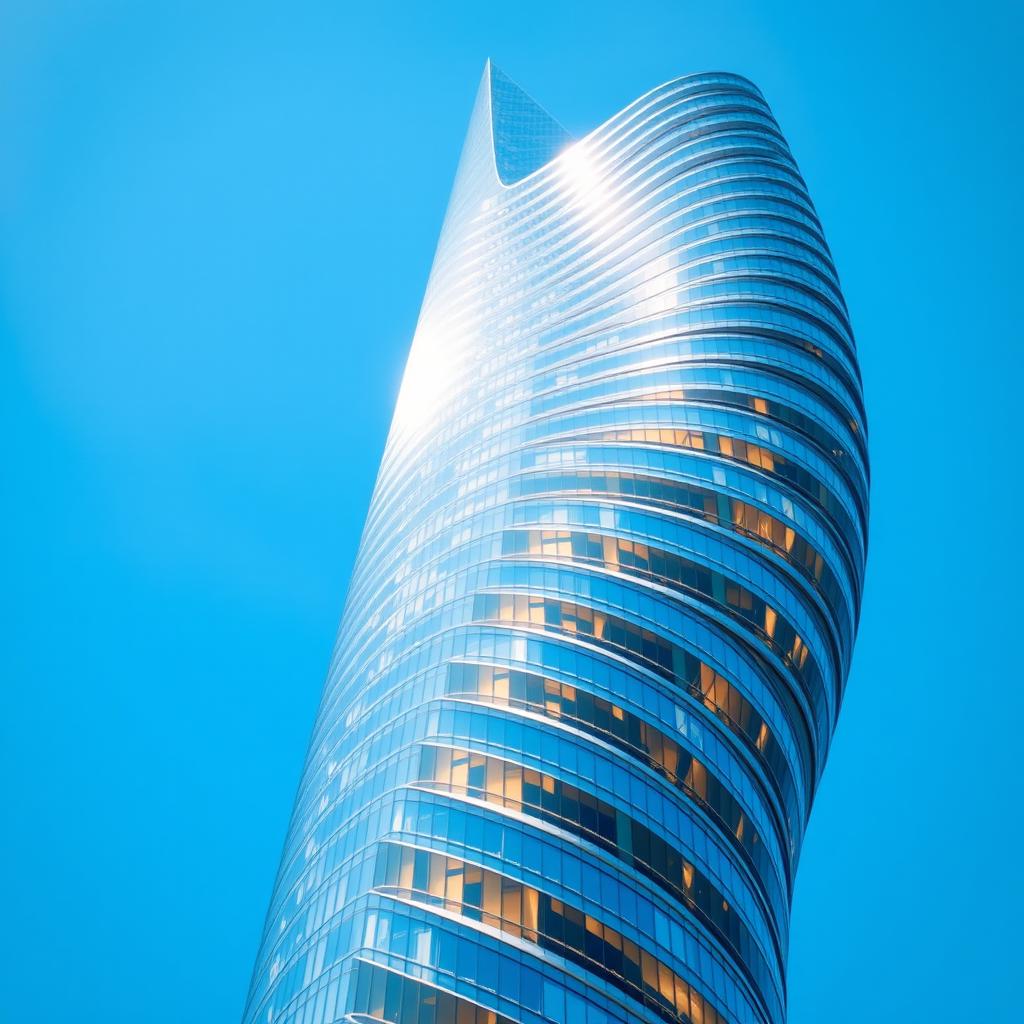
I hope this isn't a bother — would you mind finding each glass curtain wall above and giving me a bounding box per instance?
[242,63,868,1024]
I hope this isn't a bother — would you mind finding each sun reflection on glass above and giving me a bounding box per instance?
[557,141,616,221]
[393,326,460,433]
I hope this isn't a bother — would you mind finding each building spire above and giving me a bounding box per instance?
[485,60,572,184]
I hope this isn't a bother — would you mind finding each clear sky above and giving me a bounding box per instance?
[2,2,1021,1021]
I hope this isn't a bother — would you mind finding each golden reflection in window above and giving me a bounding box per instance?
[755,722,770,752]
[445,663,766,869]
[587,425,782,478]
[513,468,834,593]
[501,531,819,687]
[474,592,677,679]
[472,593,788,790]
[416,745,762,974]
[789,635,808,669]
[350,962,517,1024]
[685,759,708,801]
[374,842,727,1024]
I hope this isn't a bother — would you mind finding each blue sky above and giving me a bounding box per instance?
[2,2,1021,1021]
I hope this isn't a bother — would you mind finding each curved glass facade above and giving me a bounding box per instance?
[242,64,868,1024]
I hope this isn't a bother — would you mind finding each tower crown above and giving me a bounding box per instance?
[485,61,572,184]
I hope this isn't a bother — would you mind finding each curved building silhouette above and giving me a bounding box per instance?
[242,64,868,1024]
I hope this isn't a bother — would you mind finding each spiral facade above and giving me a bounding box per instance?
[242,64,868,1024]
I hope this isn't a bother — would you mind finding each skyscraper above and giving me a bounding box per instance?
[242,63,868,1024]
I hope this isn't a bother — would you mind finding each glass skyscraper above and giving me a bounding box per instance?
[242,63,868,1024]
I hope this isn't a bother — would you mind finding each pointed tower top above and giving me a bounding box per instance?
[427,62,573,271]
[486,61,572,185]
